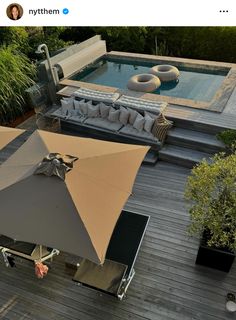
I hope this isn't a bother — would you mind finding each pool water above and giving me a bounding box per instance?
[70,57,227,102]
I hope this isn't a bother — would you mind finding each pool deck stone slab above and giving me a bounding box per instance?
[108,51,235,70]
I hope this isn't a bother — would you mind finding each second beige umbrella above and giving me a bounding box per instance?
[0,126,24,150]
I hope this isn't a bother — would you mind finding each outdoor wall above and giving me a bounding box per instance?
[29,35,107,108]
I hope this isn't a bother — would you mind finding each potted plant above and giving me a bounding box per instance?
[185,152,236,272]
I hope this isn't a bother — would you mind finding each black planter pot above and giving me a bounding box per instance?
[196,232,235,272]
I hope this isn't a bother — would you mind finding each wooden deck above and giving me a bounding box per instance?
[0,125,236,319]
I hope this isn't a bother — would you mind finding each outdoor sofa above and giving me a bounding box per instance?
[51,88,173,151]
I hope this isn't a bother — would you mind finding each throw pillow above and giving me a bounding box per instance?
[144,114,155,133]
[119,106,129,125]
[62,97,74,103]
[99,102,110,118]
[74,99,83,108]
[87,103,100,118]
[144,110,159,119]
[108,107,120,122]
[74,99,85,114]
[79,101,90,116]
[127,108,138,125]
[61,98,74,112]
[152,113,173,142]
[156,113,168,123]
[133,113,145,131]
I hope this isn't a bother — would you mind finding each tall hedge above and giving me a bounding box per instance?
[1,27,235,63]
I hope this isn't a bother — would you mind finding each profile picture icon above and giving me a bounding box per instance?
[7,3,23,20]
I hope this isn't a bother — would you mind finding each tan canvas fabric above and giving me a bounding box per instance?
[0,126,24,150]
[0,130,149,264]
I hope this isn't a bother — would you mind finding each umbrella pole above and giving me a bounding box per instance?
[39,245,42,261]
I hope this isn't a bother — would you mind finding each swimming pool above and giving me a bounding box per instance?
[70,57,227,103]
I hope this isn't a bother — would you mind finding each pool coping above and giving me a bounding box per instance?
[63,51,236,113]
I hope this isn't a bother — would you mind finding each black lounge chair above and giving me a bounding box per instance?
[73,210,149,300]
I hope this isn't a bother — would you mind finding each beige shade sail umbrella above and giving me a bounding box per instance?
[0,130,149,264]
[0,126,25,150]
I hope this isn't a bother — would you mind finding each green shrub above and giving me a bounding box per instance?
[0,45,36,125]
[185,153,236,251]
[217,130,236,149]
[0,27,29,50]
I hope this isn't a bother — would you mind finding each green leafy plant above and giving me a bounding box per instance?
[217,130,236,153]
[0,45,36,125]
[185,153,236,251]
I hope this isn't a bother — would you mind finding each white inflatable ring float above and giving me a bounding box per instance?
[127,73,161,92]
[150,65,180,82]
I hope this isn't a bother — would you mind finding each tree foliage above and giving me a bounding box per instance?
[0,27,73,60]
[26,27,73,59]
[3,27,233,63]
[155,27,236,62]
[60,27,236,62]
[95,27,148,53]
[185,154,236,251]
[0,27,29,49]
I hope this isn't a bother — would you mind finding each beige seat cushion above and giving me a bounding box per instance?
[74,88,120,103]
[85,117,123,132]
[120,124,158,142]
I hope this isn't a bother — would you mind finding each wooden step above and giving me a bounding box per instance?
[159,145,212,168]
[166,128,225,153]
[166,105,236,134]
[142,150,159,166]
